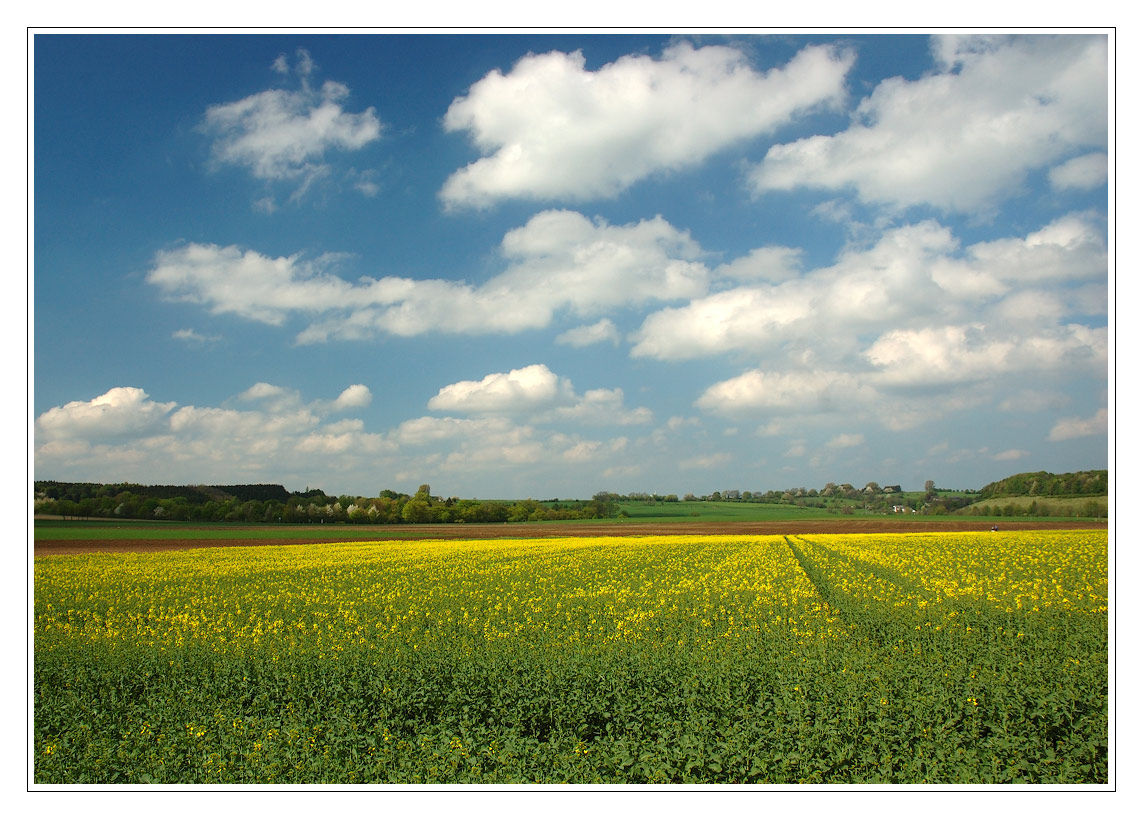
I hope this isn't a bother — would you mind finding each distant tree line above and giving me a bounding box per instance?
[598,482,978,515]
[34,469,1107,524]
[35,481,293,507]
[32,481,616,524]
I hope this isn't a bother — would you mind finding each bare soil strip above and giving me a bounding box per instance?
[33,518,1105,556]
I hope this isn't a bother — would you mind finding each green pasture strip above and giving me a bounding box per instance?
[958,495,1105,514]
[615,501,849,522]
[33,521,408,542]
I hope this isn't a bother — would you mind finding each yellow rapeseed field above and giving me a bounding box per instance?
[34,531,1108,784]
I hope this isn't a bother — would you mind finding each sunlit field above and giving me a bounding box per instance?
[34,532,1107,784]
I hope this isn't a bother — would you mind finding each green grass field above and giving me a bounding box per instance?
[616,500,850,522]
[32,519,414,542]
[956,495,1106,516]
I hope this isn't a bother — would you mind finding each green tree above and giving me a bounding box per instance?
[401,498,433,523]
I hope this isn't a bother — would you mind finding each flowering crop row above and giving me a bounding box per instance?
[34,531,1107,784]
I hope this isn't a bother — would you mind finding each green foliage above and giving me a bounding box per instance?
[34,481,616,525]
[977,470,1107,500]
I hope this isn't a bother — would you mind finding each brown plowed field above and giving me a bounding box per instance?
[33,518,1105,556]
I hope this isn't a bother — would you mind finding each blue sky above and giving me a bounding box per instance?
[32,32,1110,499]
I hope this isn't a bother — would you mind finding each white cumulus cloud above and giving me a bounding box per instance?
[1049,152,1108,190]
[749,34,1107,212]
[391,416,517,447]
[964,213,1107,284]
[149,210,708,342]
[200,48,382,200]
[426,365,653,427]
[441,41,854,208]
[147,244,357,325]
[35,387,176,440]
[34,383,393,487]
[428,364,574,414]
[555,319,621,348]
[695,370,874,415]
[712,246,803,284]
[865,323,1106,389]
[1048,408,1107,441]
[826,433,864,449]
[333,384,372,409]
[631,220,960,361]
[545,388,654,426]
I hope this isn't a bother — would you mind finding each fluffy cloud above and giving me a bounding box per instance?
[545,388,654,426]
[363,365,657,486]
[555,319,621,348]
[427,364,653,426]
[962,213,1108,285]
[712,246,803,284]
[168,403,318,443]
[1048,408,1107,441]
[630,282,811,361]
[492,210,707,318]
[784,440,807,458]
[35,387,176,441]
[239,382,289,401]
[437,432,547,471]
[1049,152,1108,190]
[428,364,575,414]
[631,220,961,361]
[633,213,1106,366]
[32,379,650,495]
[149,210,707,341]
[388,416,633,486]
[34,383,392,486]
[558,436,630,464]
[333,384,372,410]
[147,244,358,325]
[200,48,382,199]
[865,323,1106,389]
[681,210,1105,437]
[151,210,1104,369]
[440,41,854,207]
[391,416,518,447]
[695,370,875,415]
[749,34,1107,212]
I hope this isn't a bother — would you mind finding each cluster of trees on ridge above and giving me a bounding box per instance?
[32,482,616,524]
[965,469,1107,518]
[976,470,1106,499]
[33,469,1106,524]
